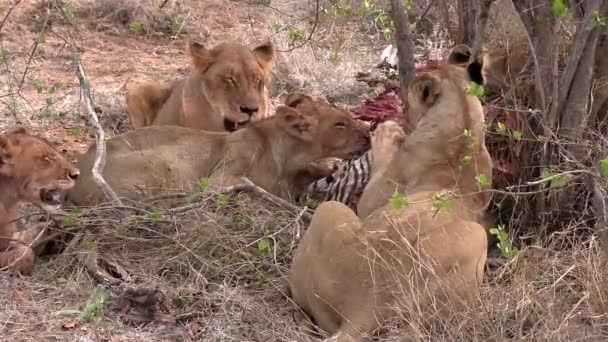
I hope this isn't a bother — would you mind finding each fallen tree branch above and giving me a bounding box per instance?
[586,175,608,252]
[237,177,313,221]
[71,49,124,207]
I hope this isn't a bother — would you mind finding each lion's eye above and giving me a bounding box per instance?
[224,77,237,87]
[334,122,347,129]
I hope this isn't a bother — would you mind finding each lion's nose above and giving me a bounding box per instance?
[68,169,80,180]
[240,106,258,117]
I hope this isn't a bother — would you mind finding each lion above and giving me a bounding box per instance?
[66,101,370,206]
[287,63,493,341]
[0,127,80,275]
[126,40,274,132]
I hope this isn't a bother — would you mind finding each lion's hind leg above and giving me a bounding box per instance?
[125,79,173,128]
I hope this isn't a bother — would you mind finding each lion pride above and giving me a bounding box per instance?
[0,128,80,275]
[126,40,274,132]
[288,63,492,341]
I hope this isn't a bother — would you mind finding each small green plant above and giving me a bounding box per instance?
[252,238,271,257]
[306,198,320,209]
[550,0,567,18]
[287,27,305,43]
[389,189,409,210]
[430,192,453,216]
[79,285,111,323]
[475,173,491,189]
[270,20,282,33]
[217,193,230,206]
[60,207,81,230]
[65,127,83,137]
[60,2,76,21]
[599,158,608,179]
[511,129,523,141]
[198,177,210,192]
[539,168,568,189]
[465,81,485,100]
[489,224,519,259]
[0,51,7,64]
[170,14,185,35]
[495,122,508,136]
[129,20,145,34]
[591,10,607,29]
[460,155,473,167]
[148,208,162,223]
[463,129,478,148]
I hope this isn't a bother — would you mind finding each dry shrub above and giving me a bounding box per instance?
[28,0,191,37]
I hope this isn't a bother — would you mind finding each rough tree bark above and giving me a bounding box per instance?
[457,0,477,46]
[388,0,416,109]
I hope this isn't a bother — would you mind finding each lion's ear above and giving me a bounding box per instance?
[8,126,28,135]
[447,44,472,66]
[285,92,313,108]
[276,105,314,142]
[253,42,274,75]
[187,40,212,71]
[410,74,441,107]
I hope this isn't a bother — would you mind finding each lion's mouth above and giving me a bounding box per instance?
[39,187,63,207]
[224,118,251,132]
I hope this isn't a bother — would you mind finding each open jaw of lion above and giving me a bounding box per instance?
[126,40,274,132]
[288,64,493,341]
[66,102,370,207]
[0,128,80,275]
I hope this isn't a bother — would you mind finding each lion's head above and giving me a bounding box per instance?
[447,42,529,96]
[285,93,371,159]
[0,128,80,212]
[188,40,274,131]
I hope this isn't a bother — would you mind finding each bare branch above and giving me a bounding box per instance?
[71,48,124,207]
[0,0,21,34]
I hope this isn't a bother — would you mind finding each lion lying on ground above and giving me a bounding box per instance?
[288,64,493,341]
[66,101,370,206]
[0,128,80,275]
[126,40,274,132]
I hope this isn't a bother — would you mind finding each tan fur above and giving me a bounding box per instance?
[0,128,80,275]
[126,40,274,132]
[288,65,493,341]
[66,101,370,206]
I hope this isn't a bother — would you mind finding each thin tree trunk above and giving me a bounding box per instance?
[389,0,416,106]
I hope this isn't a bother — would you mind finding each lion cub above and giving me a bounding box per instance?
[126,40,274,132]
[66,103,370,206]
[288,64,493,341]
[0,128,80,275]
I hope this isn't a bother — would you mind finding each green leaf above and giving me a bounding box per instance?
[389,189,409,210]
[257,238,270,252]
[460,155,473,167]
[465,81,485,99]
[496,122,508,136]
[599,158,608,179]
[79,285,111,323]
[197,177,210,191]
[149,209,162,223]
[551,0,567,18]
[475,173,491,188]
[539,168,567,188]
[512,129,523,141]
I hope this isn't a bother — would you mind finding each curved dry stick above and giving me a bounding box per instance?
[72,49,123,207]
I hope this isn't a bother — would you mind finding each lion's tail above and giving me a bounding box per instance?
[125,79,174,129]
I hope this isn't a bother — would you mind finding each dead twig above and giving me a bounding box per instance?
[71,48,124,208]
[277,0,320,52]
[0,0,21,34]
[468,0,496,65]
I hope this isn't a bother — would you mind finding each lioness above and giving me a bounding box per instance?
[288,64,493,341]
[126,40,274,132]
[66,104,370,206]
[0,128,80,275]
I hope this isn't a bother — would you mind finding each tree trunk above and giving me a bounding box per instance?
[457,0,477,46]
[389,0,416,107]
